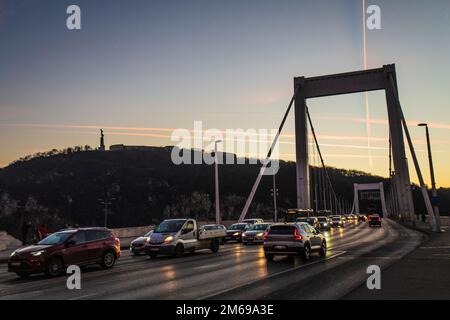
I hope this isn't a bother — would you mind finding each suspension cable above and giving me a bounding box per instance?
[305,103,343,213]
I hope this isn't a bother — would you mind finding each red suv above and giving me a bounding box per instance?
[8,227,121,278]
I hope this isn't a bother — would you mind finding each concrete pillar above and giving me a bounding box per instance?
[294,77,310,209]
[384,65,415,221]
[354,184,360,214]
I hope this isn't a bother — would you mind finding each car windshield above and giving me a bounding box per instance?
[37,232,74,245]
[296,218,308,222]
[269,225,295,235]
[229,224,247,230]
[143,230,153,237]
[249,224,269,231]
[318,217,327,222]
[155,220,186,233]
[332,216,341,220]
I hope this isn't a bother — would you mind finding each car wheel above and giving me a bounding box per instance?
[101,250,116,269]
[265,253,274,261]
[319,241,327,257]
[210,239,220,253]
[301,245,311,262]
[174,243,184,258]
[46,257,64,277]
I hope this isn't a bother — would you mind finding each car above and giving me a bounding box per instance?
[263,222,326,261]
[8,227,121,278]
[317,216,331,231]
[330,215,344,228]
[130,230,154,255]
[356,214,367,222]
[368,214,382,227]
[225,223,249,243]
[242,223,271,244]
[199,224,227,244]
[296,217,320,229]
[242,218,264,225]
[145,219,222,258]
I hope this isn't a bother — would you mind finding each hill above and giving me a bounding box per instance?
[0,147,447,238]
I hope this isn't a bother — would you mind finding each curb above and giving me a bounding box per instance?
[398,221,433,236]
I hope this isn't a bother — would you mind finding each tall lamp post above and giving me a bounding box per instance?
[270,174,279,223]
[99,196,115,228]
[418,123,441,231]
[214,140,222,225]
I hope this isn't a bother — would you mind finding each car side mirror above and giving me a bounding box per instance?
[65,240,76,247]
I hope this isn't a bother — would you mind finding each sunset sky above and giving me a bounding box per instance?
[1,0,450,187]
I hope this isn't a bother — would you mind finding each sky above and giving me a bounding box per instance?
[1,0,450,187]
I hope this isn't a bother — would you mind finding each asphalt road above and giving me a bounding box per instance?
[0,219,424,300]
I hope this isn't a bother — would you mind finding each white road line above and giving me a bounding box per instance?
[193,264,222,270]
[196,251,347,300]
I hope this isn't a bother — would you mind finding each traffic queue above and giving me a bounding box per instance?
[7,209,380,278]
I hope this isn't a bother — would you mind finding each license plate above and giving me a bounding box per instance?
[150,248,159,252]
[274,245,286,250]
[10,262,21,267]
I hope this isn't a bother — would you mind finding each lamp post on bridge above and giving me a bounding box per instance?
[214,140,222,225]
[418,123,441,231]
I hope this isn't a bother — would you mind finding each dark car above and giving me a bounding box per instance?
[317,216,331,231]
[130,230,154,255]
[330,215,344,228]
[225,223,249,243]
[263,223,326,261]
[8,228,121,278]
[368,214,382,227]
[296,217,320,229]
[242,223,271,244]
[356,214,366,222]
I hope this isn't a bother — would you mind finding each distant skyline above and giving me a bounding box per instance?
[1,0,450,187]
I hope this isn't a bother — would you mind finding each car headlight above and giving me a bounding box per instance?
[242,233,246,237]
[164,235,173,243]
[233,232,239,236]
[256,232,264,237]
[323,223,327,226]
[31,250,46,256]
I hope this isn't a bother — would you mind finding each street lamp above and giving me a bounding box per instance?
[214,140,222,225]
[99,196,115,228]
[418,123,441,231]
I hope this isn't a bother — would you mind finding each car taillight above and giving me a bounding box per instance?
[294,228,302,241]
[262,231,269,241]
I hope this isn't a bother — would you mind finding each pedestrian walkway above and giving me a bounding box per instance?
[344,225,450,300]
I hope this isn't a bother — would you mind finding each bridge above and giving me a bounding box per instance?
[0,65,446,301]
[239,64,441,232]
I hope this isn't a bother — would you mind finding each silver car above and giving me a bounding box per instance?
[242,223,271,244]
[263,222,326,261]
[130,230,154,255]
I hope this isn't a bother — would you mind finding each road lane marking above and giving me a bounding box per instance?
[197,251,347,300]
[193,264,221,270]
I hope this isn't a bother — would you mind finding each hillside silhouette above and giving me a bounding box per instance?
[0,146,447,238]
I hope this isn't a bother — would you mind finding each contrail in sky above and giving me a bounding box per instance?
[362,0,373,169]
